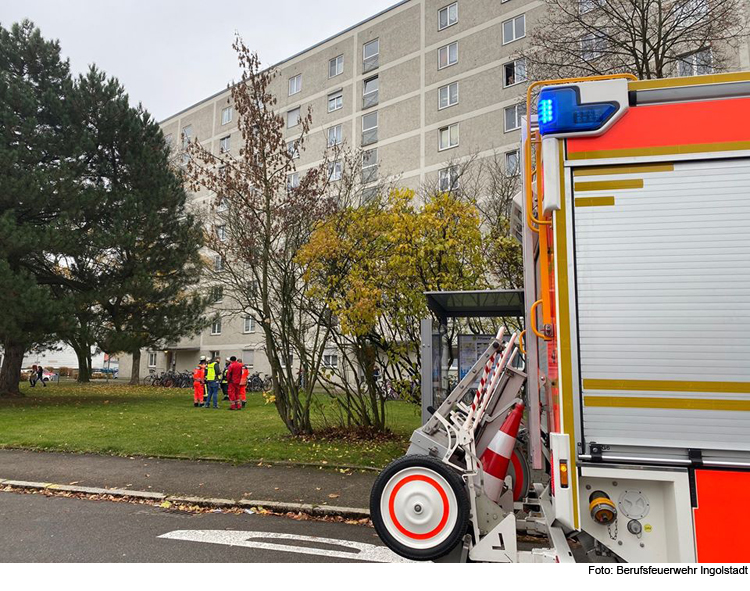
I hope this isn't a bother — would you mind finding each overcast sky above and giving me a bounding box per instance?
[0,0,400,120]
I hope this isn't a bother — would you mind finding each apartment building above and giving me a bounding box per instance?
[119,0,750,379]
[118,0,544,379]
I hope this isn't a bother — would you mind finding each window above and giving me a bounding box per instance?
[165,134,173,148]
[502,15,525,44]
[287,172,300,191]
[323,353,338,368]
[505,150,520,175]
[243,316,256,334]
[438,123,459,150]
[329,160,342,182]
[287,107,301,128]
[438,82,459,109]
[329,55,344,78]
[678,48,713,76]
[216,225,227,242]
[148,352,157,367]
[504,102,526,132]
[439,166,460,192]
[219,136,230,153]
[244,351,255,369]
[579,0,604,13]
[328,91,343,113]
[288,74,302,96]
[438,2,458,30]
[214,255,224,272]
[363,39,379,73]
[503,58,527,87]
[210,285,224,303]
[327,124,343,148]
[581,33,607,61]
[181,125,192,150]
[362,111,378,146]
[362,148,378,184]
[438,42,458,69]
[209,350,220,362]
[211,318,222,335]
[363,76,379,109]
[217,198,228,213]
[181,125,192,166]
[287,140,300,159]
[280,352,294,368]
[221,106,233,125]
[675,0,708,27]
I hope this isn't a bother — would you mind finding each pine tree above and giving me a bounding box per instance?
[67,68,209,385]
[0,21,78,396]
[0,22,209,393]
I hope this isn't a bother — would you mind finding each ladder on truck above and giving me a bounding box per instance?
[369,329,559,562]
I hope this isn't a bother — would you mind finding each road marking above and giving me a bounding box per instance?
[159,530,415,563]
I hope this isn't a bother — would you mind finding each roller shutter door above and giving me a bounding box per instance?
[573,158,750,452]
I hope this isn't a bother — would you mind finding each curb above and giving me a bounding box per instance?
[0,478,370,519]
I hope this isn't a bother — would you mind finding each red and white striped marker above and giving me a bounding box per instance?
[479,403,524,503]
[465,329,505,428]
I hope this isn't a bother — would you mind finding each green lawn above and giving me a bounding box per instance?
[0,380,421,469]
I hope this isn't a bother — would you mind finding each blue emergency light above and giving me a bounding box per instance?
[537,86,619,136]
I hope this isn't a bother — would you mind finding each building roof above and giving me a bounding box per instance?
[160,0,413,124]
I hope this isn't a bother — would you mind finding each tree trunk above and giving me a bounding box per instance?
[0,340,26,397]
[129,349,141,385]
[73,343,92,383]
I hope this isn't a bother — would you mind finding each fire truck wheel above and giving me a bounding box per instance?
[370,455,470,561]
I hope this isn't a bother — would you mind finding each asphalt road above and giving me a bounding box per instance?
[0,490,406,563]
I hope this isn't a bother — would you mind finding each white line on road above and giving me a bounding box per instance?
[159,530,415,563]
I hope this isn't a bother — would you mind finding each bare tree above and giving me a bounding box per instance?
[184,38,341,436]
[529,0,746,80]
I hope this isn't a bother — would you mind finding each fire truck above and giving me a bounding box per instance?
[369,72,750,563]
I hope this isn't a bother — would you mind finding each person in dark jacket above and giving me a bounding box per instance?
[221,359,230,400]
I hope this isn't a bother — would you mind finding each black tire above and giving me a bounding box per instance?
[370,455,470,561]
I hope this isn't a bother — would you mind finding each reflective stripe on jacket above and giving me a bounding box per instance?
[193,367,205,382]
[240,367,249,386]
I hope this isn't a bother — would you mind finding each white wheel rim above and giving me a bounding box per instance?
[380,466,458,550]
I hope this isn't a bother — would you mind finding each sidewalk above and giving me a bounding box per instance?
[0,449,375,512]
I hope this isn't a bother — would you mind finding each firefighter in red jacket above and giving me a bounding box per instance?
[238,359,249,408]
[192,360,206,407]
[226,356,243,411]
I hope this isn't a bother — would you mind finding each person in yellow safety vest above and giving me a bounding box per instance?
[204,356,221,409]
[220,358,230,401]
[192,360,206,407]
[238,359,249,408]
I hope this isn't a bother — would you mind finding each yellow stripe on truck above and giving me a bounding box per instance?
[573,164,674,177]
[574,196,615,207]
[574,179,644,192]
[584,396,750,412]
[583,379,750,395]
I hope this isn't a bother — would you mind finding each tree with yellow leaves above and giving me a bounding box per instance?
[299,188,487,430]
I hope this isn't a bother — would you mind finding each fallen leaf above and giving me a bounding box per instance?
[328,494,339,499]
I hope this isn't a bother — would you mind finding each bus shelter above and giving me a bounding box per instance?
[420,289,525,423]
